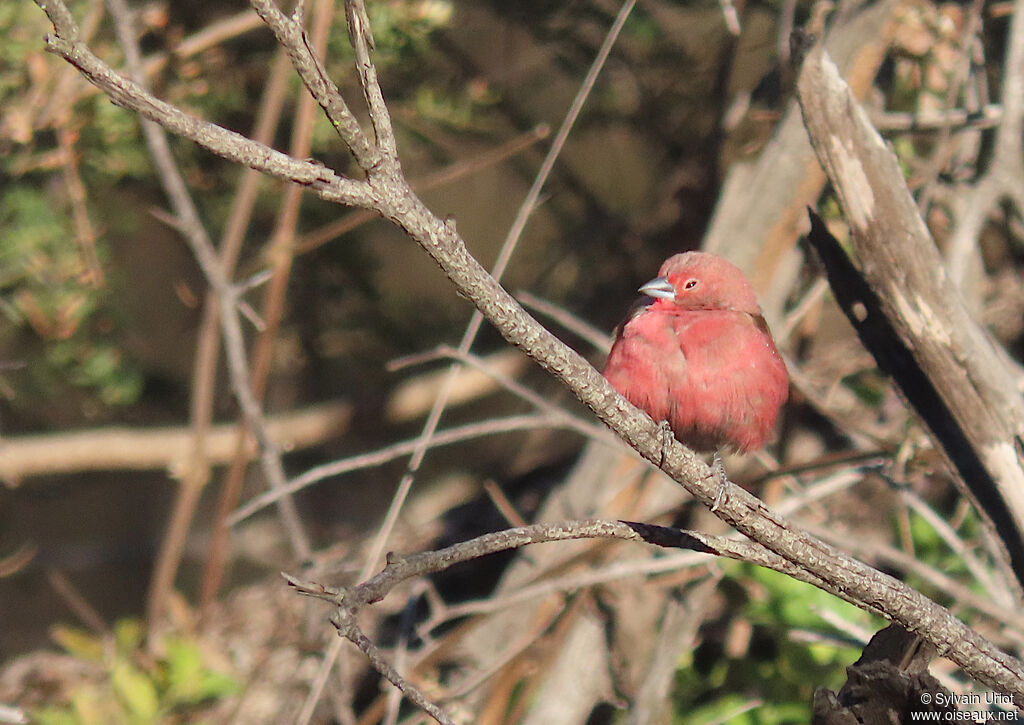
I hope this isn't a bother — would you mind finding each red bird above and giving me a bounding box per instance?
[603,251,788,453]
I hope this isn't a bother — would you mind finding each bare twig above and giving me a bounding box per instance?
[516,290,613,354]
[870,104,1002,132]
[103,0,311,569]
[249,0,379,169]
[227,413,591,525]
[201,0,335,610]
[947,0,1024,284]
[900,490,1006,606]
[389,344,611,441]
[57,126,103,285]
[294,125,550,255]
[35,0,371,205]
[155,46,293,627]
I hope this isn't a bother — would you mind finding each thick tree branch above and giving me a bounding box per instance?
[797,44,1024,594]
[248,0,381,171]
[0,401,352,480]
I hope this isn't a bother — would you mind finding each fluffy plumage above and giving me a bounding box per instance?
[603,251,789,452]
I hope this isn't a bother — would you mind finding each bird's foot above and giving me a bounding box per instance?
[709,452,729,512]
[658,421,674,468]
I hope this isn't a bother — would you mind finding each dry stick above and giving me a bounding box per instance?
[45,9,265,111]
[47,569,109,635]
[227,413,589,525]
[35,2,374,206]
[34,0,1024,708]
[516,290,612,354]
[900,491,1004,606]
[911,0,987,223]
[797,45,1024,594]
[404,471,894,652]
[154,38,294,631]
[870,104,1003,132]
[249,0,379,170]
[102,0,312,568]
[201,0,333,611]
[193,49,296,615]
[284,520,887,630]
[806,522,1024,637]
[150,11,265,76]
[0,400,350,480]
[389,345,611,441]
[140,18,290,626]
[286,519,823,718]
[416,549,712,633]
[384,582,430,725]
[294,125,550,255]
[57,125,104,285]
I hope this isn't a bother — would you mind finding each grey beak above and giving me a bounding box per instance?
[638,276,675,301]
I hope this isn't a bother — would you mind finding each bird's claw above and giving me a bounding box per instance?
[658,420,674,468]
[709,451,729,512]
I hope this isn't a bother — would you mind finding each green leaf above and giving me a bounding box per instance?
[30,707,81,725]
[113,618,144,655]
[110,660,159,721]
[163,636,239,705]
[50,625,105,662]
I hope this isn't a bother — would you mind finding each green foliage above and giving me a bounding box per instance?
[43,339,144,405]
[1,0,459,415]
[671,565,878,724]
[899,506,978,591]
[0,187,142,408]
[411,83,499,132]
[79,97,152,180]
[34,618,239,725]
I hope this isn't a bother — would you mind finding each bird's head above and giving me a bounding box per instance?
[639,251,761,314]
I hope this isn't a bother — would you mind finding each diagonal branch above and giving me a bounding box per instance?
[797,43,1024,594]
[249,0,381,171]
[35,0,374,207]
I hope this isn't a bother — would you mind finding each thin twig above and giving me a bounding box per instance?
[103,0,311,566]
[516,290,612,354]
[227,413,592,525]
[389,344,611,441]
[0,400,351,480]
[249,0,379,169]
[202,0,332,610]
[192,47,295,617]
[947,0,1024,284]
[35,1,371,206]
[900,490,1006,607]
[294,125,550,255]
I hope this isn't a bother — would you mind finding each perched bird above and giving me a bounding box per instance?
[603,251,789,454]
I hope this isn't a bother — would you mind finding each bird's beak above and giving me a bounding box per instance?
[638,276,675,301]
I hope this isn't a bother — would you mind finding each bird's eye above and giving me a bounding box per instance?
[683,278,699,289]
